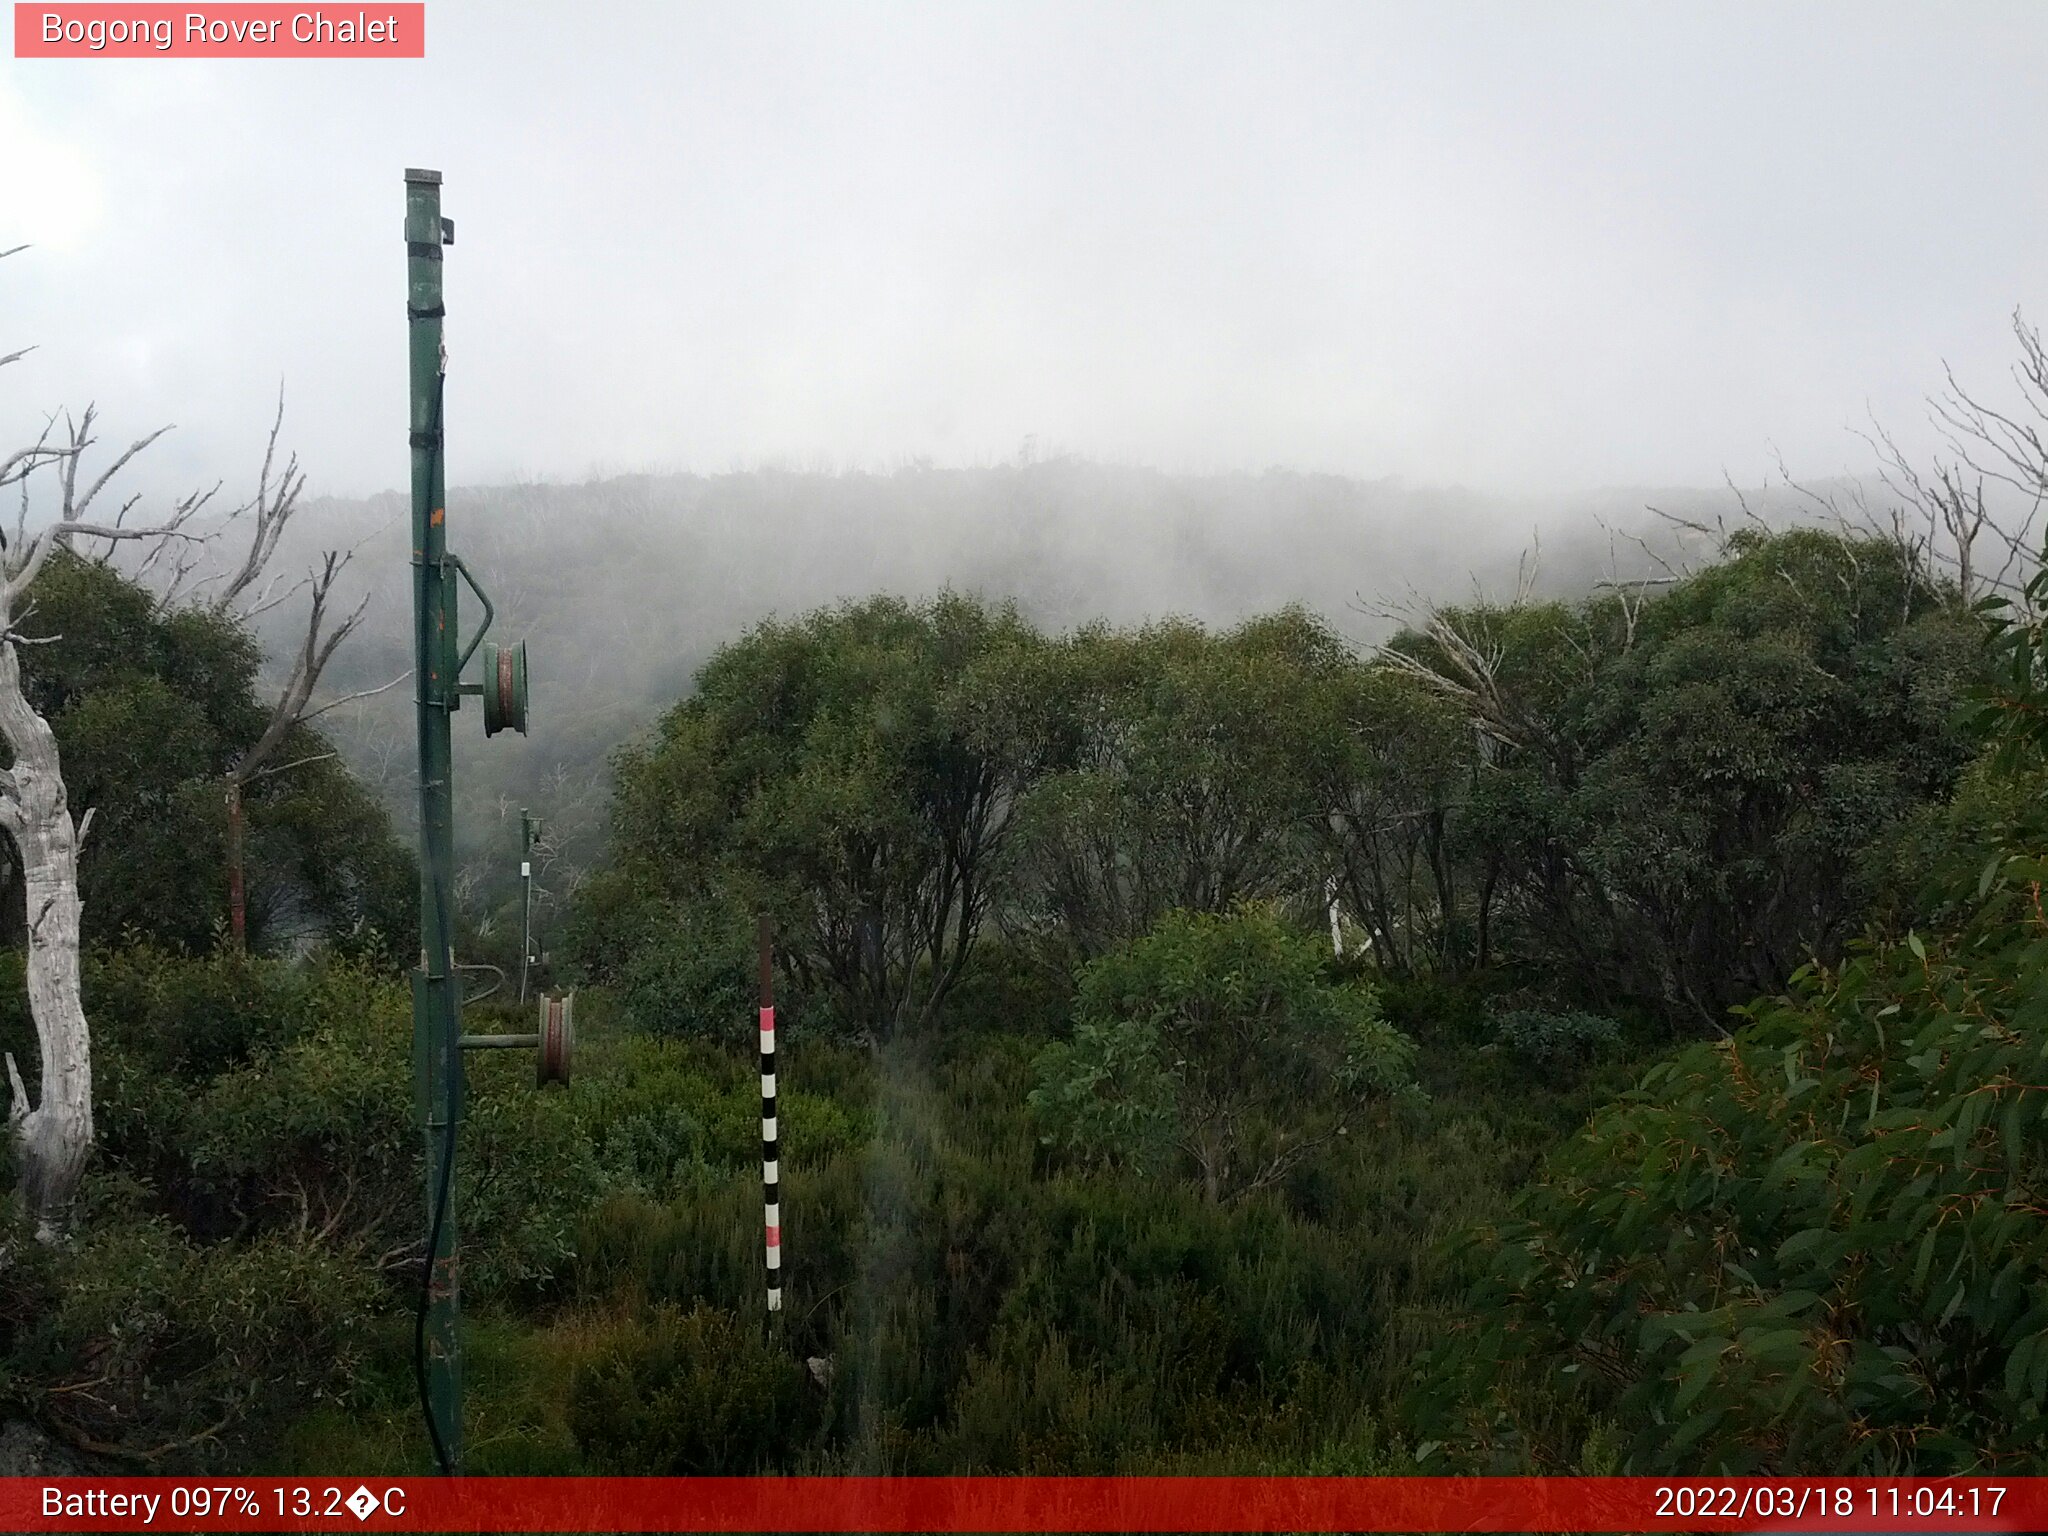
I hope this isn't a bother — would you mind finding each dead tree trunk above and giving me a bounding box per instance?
[0,638,92,1237]
[0,396,205,1234]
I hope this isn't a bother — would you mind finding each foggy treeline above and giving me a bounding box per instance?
[267,458,1755,882]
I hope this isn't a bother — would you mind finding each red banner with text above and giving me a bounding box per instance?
[13,4,424,58]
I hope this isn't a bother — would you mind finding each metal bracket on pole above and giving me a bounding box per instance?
[460,992,574,1087]
[447,555,495,679]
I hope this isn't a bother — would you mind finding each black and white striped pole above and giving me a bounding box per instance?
[759,915,782,1321]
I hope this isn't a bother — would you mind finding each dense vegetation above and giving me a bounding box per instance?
[5,518,2047,1476]
[291,465,1724,891]
[578,529,1976,1031]
[1,554,414,961]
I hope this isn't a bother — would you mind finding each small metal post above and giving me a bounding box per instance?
[759,916,781,1324]
[518,809,537,1004]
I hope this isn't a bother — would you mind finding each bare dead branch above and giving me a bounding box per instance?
[5,519,209,609]
[0,439,73,492]
[138,481,225,601]
[298,667,411,724]
[66,417,175,526]
[229,552,369,787]
[231,567,311,623]
[212,386,308,617]
[245,749,335,783]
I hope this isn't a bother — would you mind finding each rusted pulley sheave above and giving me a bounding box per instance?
[482,639,529,737]
[537,991,573,1086]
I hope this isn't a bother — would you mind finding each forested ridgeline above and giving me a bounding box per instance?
[4,516,2047,1475]
[265,462,1742,902]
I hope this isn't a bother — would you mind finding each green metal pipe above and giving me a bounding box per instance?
[406,166,462,1474]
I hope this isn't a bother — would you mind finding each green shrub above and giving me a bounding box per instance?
[89,944,310,1077]
[567,1301,817,1472]
[461,1049,613,1300]
[2,1190,377,1466]
[1422,900,2048,1472]
[1030,906,1415,1202]
[37,947,609,1301]
[1026,1016,1179,1175]
[1487,1007,1620,1067]
[614,897,756,1041]
[564,1031,870,1201]
[0,945,321,1151]
[173,963,412,1235]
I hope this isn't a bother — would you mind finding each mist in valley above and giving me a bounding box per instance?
[14,2,2039,897]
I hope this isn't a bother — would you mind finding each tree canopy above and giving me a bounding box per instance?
[1393,529,1981,1016]
[8,553,413,960]
[1415,546,2048,1472]
[573,593,1044,1040]
[1030,905,1415,1203]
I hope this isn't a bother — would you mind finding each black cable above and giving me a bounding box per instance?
[415,1040,458,1475]
[410,366,460,1478]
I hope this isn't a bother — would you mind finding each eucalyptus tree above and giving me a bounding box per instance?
[1002,608,1348,959]
[581,592,1047,1041]
[77,392,401,946]
[1422,562,2048,1471]
[1307,666,1478,972]
[1386,530,1981,1019]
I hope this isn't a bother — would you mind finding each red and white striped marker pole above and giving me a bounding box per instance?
[758,915,782,1316]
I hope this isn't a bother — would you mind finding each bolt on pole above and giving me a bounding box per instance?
[406,165,463,1475]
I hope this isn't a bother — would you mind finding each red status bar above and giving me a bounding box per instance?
[7,1476,2045,1532]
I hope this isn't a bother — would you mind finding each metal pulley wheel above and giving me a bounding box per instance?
[481,639,529,736]
[537,991,573,1087]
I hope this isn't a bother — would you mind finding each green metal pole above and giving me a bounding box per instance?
[406,167,462,1474]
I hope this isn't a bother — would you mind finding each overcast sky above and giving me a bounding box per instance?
[2,2,2044,502]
